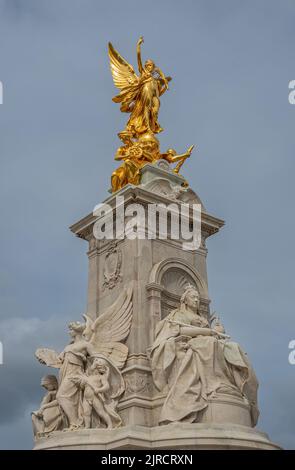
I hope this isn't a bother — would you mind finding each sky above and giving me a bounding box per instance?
[0,0,295,449]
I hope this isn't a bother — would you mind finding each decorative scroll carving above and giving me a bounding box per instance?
[124,372,153,395]
[103,241,122,290]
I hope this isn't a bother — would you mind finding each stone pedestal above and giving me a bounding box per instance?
[33,161,279,450]
[67,163,222,429]
[34,423,280,450]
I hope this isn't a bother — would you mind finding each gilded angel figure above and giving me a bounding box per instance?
[109,36,171,140]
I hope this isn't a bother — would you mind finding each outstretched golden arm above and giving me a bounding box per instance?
[137,36,144,74]
[173,145,194,174]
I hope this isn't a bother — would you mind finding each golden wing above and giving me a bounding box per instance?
[108,42,139,90]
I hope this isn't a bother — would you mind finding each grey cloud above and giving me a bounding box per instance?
[0,316,71,426]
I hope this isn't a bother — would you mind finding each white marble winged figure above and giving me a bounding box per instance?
[34,285,133,431]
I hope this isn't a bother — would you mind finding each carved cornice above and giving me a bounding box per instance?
[117,395,165,410]
[69,186,224,241]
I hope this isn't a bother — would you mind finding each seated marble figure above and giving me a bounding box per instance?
[150,284,259,426]
[31,375,64,436]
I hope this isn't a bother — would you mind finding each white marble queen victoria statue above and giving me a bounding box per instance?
[150,285,259,427]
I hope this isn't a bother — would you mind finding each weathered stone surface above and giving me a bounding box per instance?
[33,164,279,449]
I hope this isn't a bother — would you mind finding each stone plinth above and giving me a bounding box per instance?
[67,165,224,430]
[34,423,280,450]
[33,162,280,450]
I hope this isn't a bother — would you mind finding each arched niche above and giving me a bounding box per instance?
[146,258,210,336]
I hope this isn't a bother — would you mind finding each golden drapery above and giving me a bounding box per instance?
[113,72,163,136]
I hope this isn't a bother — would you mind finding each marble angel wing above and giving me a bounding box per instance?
[108,42,139,91]
[35,348,62,368]
[91,342,128,370]
[84,285,133,369]
[107,359,125,399]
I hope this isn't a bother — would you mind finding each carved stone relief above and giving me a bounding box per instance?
[161,268,196,295]
[124,372,154,396]
[102,241,122,290]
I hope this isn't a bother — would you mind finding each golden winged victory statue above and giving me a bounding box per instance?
[108,37,194,192]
